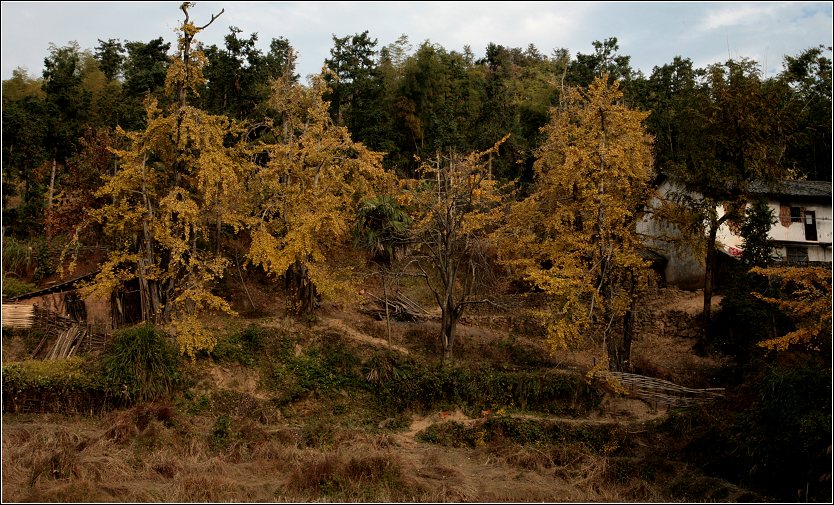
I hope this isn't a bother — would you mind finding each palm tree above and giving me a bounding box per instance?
[353,195,411,343]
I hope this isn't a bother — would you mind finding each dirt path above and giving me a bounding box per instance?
[397,395,668,443]
[647,287,723,315]
[318,316,410,355]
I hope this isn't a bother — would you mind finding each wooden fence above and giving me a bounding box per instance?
[361,291,431,321]
[595,370,725,408]
[2,303,109,359]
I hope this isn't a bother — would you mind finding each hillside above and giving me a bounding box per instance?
[3,279,774,503]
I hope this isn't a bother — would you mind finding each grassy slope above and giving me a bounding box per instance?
[2,283,763,502]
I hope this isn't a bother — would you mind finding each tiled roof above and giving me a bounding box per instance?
[5,271,98,302]
[636,247,667,264]
[749,180,832,198]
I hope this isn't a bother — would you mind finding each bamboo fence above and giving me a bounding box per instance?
[596,370,725,408]
[3,304,109,359]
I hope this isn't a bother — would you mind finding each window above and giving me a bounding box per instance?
[790,206,802,222]
[786,246,809,265]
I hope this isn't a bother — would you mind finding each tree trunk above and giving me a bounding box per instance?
[607,271,636,372]
[137,256,150,323]
[215,181,222,255]
[440,300,460,365]
[699,208,730,350]
[703,217,722,330]
[289,259,317,314]
[47,158,56,209]
[382,272,392,346]
[138,241,162,324]
[138,153,163,325]
[703,235,715,325]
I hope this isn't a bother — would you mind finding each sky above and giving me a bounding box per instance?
[1,1,832,83]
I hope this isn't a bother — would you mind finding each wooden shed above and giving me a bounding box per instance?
[3,272,142,359]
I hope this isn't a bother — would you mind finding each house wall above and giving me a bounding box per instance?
[16,290,111,330]
[640,179,832,290]
[637,180,706,290]
[83,291,111,327]
[716,199,833,263]
[18,293,66,316]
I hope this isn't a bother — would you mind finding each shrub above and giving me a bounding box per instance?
[209,415,232,452]
[373,358,600,415]
[99,324,180,403]
[737,363,832,501]
[31,236,57,282]
[1,236,33,277]
[416,416,623,454]
[2,275,36,299]
[1,356,122,413]
[268,336,364,401]
[210,325,264,366]
[416,421,486,448]
[663,361,832,502]
[710,269,790,362]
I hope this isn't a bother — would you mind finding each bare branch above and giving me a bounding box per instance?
[198,8,225,30]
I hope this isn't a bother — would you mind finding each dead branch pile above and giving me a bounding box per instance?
[361,291,431,321]
[29,306,108,359]
[597,370,724,408]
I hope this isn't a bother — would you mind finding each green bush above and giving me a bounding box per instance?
[417,420,485,448]
[30,236,56,282]
[1,236,33,277]
[268,336,365,402]
[417,416,622,453]
[2,356,123,413]
[1,275,36,299]
[710,269,791,362]
[664,361,832,502]
[737,363,832,501]
[100,324,180,403]
[373,358,600,415]
[209,415,232,452]
[210,324,265,366]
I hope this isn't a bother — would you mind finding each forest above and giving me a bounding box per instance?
[1,3,832,503]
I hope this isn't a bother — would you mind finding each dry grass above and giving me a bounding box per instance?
[3,402,716,503]
[2,286,755,502]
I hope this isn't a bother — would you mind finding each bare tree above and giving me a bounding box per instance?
[409,137,509,363]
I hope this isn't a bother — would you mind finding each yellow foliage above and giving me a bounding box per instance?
[168,313,217,361]
[246,74,391,309]
[84,6,248,355]
[404,135,513,359]
[586,357,630,395]
[751,266,832,352]
[498,75,654,353]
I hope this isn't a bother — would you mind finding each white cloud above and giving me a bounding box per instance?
[1,1,831,82]
[698,3,783,32]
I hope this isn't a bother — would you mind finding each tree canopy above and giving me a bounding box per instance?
[1,5,829,368]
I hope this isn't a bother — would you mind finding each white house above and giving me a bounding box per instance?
[639,178,832,290]
[715,180,832,265]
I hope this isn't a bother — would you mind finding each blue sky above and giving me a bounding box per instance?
[2,1,832,82]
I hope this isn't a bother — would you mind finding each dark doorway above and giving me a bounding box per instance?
[805,211,818,241]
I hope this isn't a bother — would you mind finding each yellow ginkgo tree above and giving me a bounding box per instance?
[246,72,391,314]
[499,74,654,371]
[86,3,250,357]
[751,266,832,352]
